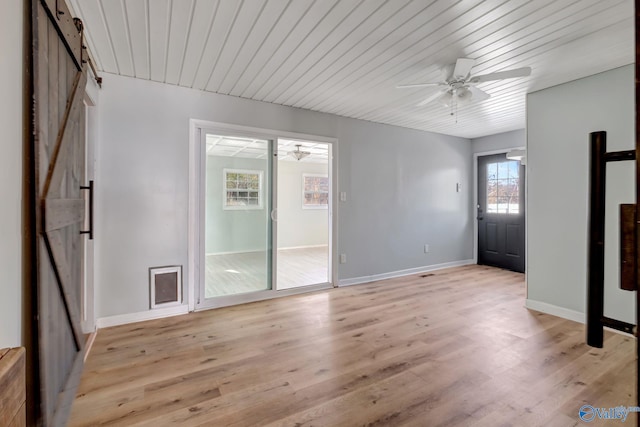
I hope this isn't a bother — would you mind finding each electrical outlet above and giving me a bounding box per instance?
[424,244,430,253]
[340,254,347,264]
[340,192,347,202]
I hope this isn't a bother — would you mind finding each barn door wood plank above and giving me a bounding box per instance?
[45,73,85,200]
[34,4,57,419]
[57,39,67,129]
[43,230,83,349]
[44,199,84,231]
[37,239,65,423]
[40,16,59,194]
[42,70,82,198]
[34,3,49,194]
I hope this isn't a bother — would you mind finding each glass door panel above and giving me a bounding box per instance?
[203,133,272,298]
[276,139,330,289]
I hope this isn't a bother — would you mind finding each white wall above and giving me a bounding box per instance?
[278,160,329,249]
[0,0,24,347]
[96,73,473,318]
[471,129,525,154]
[527,65,634,323]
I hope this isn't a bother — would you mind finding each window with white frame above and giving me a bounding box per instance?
[302,174,329,209]
[223,169,263,210]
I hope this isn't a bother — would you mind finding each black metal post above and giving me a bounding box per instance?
[634,1,639,421]
[587,131,606,348]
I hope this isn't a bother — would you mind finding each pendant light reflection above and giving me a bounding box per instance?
[289,144,310,161]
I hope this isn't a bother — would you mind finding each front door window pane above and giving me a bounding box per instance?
[486,160,520,214]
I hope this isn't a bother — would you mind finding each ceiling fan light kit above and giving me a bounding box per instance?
[397,58,532,118]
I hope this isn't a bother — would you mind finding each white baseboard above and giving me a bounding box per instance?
[96,304,189,328]
[338,259,475,287]
[524,299,635,337]
[524,299,585,323]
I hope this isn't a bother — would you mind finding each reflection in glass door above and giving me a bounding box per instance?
[202,133,272,298]
[276,139,330,289]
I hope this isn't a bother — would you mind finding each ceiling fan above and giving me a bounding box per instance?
[397,58,531,108]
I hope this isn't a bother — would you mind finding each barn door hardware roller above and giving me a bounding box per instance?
[586,131,637,348]
[72,17,103,87]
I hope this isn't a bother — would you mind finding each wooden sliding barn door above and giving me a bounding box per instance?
[31,0,88,425]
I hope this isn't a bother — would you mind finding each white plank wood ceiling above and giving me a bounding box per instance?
[68,0,634,139]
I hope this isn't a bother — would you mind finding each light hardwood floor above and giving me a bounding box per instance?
[205,246,328,297]
[70,265,636,426]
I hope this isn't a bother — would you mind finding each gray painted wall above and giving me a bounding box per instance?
[527,65,634,323]
[96,73,473,318]
[278,160,329,249]
[0,0,24,347]
[471,129,525,154]
[336,121,472,280]
[205,156,269,254]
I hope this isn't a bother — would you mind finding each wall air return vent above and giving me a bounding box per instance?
[149,266,182,309]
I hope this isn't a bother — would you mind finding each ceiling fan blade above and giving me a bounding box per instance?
[468,86,490,102]
[416,89,448,107]
[453,58,475,79]
[396,82,444,89]
[469,66,531,83]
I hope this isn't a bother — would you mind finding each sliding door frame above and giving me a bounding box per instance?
[188,119,338,311]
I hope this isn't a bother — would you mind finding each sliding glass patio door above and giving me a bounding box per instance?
[195,128,333,309]
[199,132,273,304]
